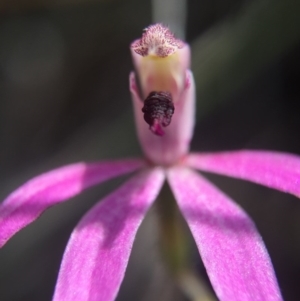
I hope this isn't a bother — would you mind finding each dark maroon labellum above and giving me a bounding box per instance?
[142,91,174,136]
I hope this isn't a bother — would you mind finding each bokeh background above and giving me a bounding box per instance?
[0,0,300,300]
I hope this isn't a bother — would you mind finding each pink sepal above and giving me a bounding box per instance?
[0,159,145,247]
[187,150,300,198]
[53,167,165,301]
[168,167,283,301]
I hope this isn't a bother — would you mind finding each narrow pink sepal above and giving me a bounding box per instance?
[0,159,145,247]
[53,167,165,301]
[168,167,283,301]
[187,150,300,198]
[130,70,195,166]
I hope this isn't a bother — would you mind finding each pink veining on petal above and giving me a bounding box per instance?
[168,167,283,301]
[53,167,165,301]
[130,70,195,166]
[0,159,145,248]
[131,24,184,57]
[187,150,300,198]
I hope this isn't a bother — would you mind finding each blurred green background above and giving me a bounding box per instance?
[0,0,300,300]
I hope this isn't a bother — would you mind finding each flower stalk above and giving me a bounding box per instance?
[157,184,217,301]
[157,183,189,274]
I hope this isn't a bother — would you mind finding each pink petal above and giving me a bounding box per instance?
[168,167,283,301]
[53,167,165,301]
[0,159,145,247]
[130,70,195,166]
[187,151,300,198]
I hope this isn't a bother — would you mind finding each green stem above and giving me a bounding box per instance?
[157,184,217,301]
[157,183,189,274]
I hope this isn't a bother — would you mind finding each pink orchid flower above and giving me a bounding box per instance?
[0,23,299,301]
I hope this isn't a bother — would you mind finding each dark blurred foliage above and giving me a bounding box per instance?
[0,0,300,300]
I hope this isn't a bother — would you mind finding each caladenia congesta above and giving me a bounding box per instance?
[0,23,299,301]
